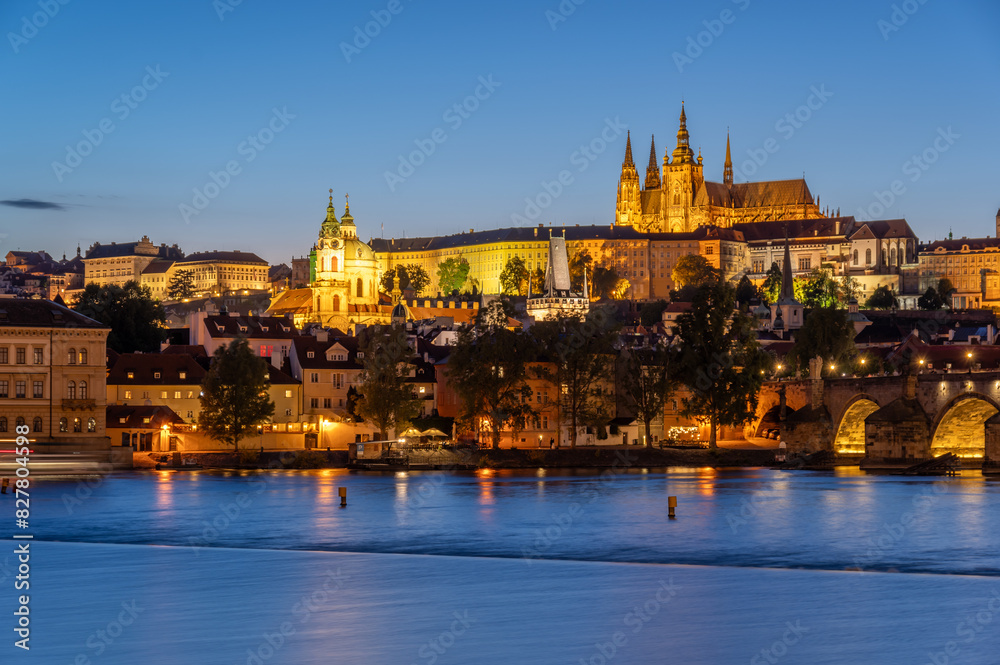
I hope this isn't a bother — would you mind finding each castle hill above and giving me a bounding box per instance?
[2,2,998,663]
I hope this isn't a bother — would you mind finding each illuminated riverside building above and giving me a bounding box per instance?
[917,212,1000,309]
[140,251,269,300]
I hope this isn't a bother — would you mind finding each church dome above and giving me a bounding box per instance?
[391,301,409,322]
[343,236,375,262]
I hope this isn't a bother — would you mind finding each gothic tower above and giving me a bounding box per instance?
[644,135,660,190]
[615,131,641,227]
[663,103,704,232]
[723,132,734,186]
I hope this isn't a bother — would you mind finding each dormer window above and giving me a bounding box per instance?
[260,326,268,332]
[154,372,161,379]
[119,417,127,424]
[127,371,135,379]
[179,371,187,380]
[307,351,315,358]
[239,326,248,333]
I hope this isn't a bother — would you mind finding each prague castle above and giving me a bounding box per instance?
[615,104,823,233]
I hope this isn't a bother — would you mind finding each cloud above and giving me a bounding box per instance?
[0,198,66,210]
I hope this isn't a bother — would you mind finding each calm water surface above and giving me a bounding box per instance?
[2,467,998,663]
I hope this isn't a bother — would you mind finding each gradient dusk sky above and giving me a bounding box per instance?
[1,0,998,265]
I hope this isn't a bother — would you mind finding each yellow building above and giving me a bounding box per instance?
[83,236,183,288]
[615,105,823,233]
[0,299,110,452]
[141,251,269,301]
[919,235,1000,309]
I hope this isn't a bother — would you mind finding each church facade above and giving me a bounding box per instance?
[615,105,825,233]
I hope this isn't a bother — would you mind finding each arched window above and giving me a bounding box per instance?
[87,418,96,433]
[32,417,42,433]
[73,418,82,433]
[882,250,887,265]
[865,249,872,265]
[79,381,88,399]
[333,295,341,312]
[79,348,87,365]
[331,256,338,272]
[357,278,363,298]
[890,247,897,266]
[853,250,858,265]
[16,416,25,429]
[67,381,76,399]
[59,418,68,433]
[68,348,76,365]
[0,417,6,432]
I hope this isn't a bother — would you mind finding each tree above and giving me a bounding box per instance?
[531,312,618,447]
[72,281,166,353]
[499,256,529,295]
[918,287,945,311]
[380,264,430,296]
[639,300,669,327]
[355,324,421,440]
[674,280,769,448]
[761,262,783,304]
[198,337,275,453]
[447,301,535,448]
[671,254,719,289]
[591,266,623,300]
[166,269,195,300]
[937,278,956,307]
[793,268,839,309]
[530,267,546,294]
[568,250,593,293]
[865,285,898,310]
[788,306,856,372]
[735,275,758,305]
[619,343,675,447]
[437,257,470,294]
[838,275,863,305]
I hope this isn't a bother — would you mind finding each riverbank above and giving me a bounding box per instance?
[135,446,777,471]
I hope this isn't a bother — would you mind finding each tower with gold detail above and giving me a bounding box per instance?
[615,103,823,233]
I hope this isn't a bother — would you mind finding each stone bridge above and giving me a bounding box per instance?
[755,371,1000,472]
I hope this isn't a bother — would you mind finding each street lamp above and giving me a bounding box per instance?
[967,351,973,374]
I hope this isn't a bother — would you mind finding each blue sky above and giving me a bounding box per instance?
[1,0,998,265]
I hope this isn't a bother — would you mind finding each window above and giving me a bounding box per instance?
[0,348,6,363]
[853,250,859,265]
[310,398,319,408]
[16,348,25,364]
[154,372,161,379]
[73,418,82,433]
[285,408,292,417]
[187,411,194,419]
[311,372,319,383]
[0,381,6,398]
[866,249,872,265]
[124,390,133,400]
[357,278,364,297]
[307,351,315,359]
[0,417,5,432]
[127,371,134,380]
[187,391,195,399]
[174,391,181,399]
[79,381,87,399]
[15,381,26,398]
[58,417,68,433]
[68,381,76,399]
[16,416,25,429]
[32,417,42,433]
[79,348,87,365]
[798,257,811,271]
[68,348,76,364]
[142,417,151,424]
[161,391,169,399]
[323,398,332,408]
[33,381,43,398]
[33,348,43,364]
[179,371,187,380]
[285,390,293,398]
[87,418,96,433]
[333,373,344,389]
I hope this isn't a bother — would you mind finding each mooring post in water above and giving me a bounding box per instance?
[668,495,677,519]
[339,486,347,507]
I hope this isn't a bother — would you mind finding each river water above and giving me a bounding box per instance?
[2,466,999,663]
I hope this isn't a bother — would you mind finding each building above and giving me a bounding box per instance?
[917,214,1000,308]
[83,236,184,288]
[140,250,269,301]
[527,235,589,320]
[186,311,300,366]
[268,193,383,332]
[0,299,110,453]
[615,105,824,233]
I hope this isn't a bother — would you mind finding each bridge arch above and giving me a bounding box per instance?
[833,394,880,454]
[930,392,1000,459]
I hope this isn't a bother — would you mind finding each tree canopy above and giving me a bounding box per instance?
[761,262,783,303]
[499,256,529,296]
[674,280,769,448]
[355,324,421,440]
[671,254,719,289]
[619,343,675,446]
[918,287,946,310]
[166,269,195,300]
[437,257,470,294]
[72,281,166,353]
[865,285,898,310]
[198,337,275,452]
[788,306,857,372]
[380,264,430,296]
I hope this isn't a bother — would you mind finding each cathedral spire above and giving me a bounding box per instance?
[672,102,695,164]
[644,134,660,189]
[723,132,734,186]
[623,131,635,167]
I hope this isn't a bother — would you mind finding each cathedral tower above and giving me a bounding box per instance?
[615,131,641,227]
[663,103,704,232]
[644,135,660,190]
[723,132,734,186]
